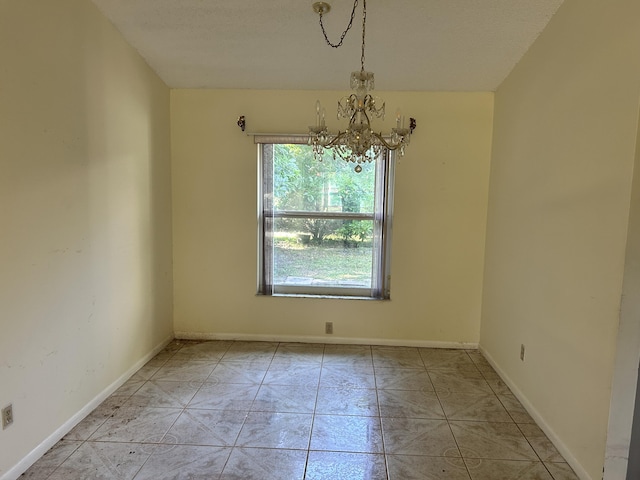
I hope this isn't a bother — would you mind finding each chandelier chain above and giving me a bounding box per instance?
[318,0,359,49]
[360,0,366,72]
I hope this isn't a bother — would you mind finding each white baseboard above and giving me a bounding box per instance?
[174,331,478,350]
[2,334,174,480]
[479,346,593,480]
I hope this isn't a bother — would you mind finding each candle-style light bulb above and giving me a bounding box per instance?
[321,108,326,127]
[316,100,321,127]
[395,110,401,129]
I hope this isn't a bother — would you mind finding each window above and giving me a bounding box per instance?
[257,136,395,299]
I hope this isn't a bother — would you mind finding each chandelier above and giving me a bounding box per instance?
[308,0,415,172]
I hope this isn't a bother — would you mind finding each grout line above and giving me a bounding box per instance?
[301,342,326,480]
[132,339,203,479]
[373,370,392,479]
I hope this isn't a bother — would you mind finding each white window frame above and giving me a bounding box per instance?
[257,135,395,300]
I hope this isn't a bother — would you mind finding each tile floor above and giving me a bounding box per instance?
[21,340,580,479]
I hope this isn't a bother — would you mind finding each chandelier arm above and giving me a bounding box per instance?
[317,0,360,49]
[364,94,384,118]
[363,111,372,128]
[337,94,358,119]
[322,131,348,148]
[371,132,406,150]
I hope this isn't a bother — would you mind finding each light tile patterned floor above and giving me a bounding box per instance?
[21,340,580,479]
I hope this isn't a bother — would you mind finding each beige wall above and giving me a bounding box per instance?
[0,0,173,476]
[604,107,640,479]
[480,0,640,478]
[171,90,493,344]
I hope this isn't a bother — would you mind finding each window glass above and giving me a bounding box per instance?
[272,144,376,214]
[273,218,375,288]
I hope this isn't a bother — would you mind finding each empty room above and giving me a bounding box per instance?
[1,0,640,479]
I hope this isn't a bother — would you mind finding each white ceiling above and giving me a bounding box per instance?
[90,0,565,91]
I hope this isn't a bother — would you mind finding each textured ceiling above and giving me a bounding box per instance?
[90,0,565,91]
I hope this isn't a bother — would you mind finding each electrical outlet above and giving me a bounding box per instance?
[520,344,526,362]
[2,404,13,429]
[325,322,333,334]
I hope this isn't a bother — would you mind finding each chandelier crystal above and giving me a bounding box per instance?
[308,0,414,172]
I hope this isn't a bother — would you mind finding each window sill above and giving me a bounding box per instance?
[256,292,389,301]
